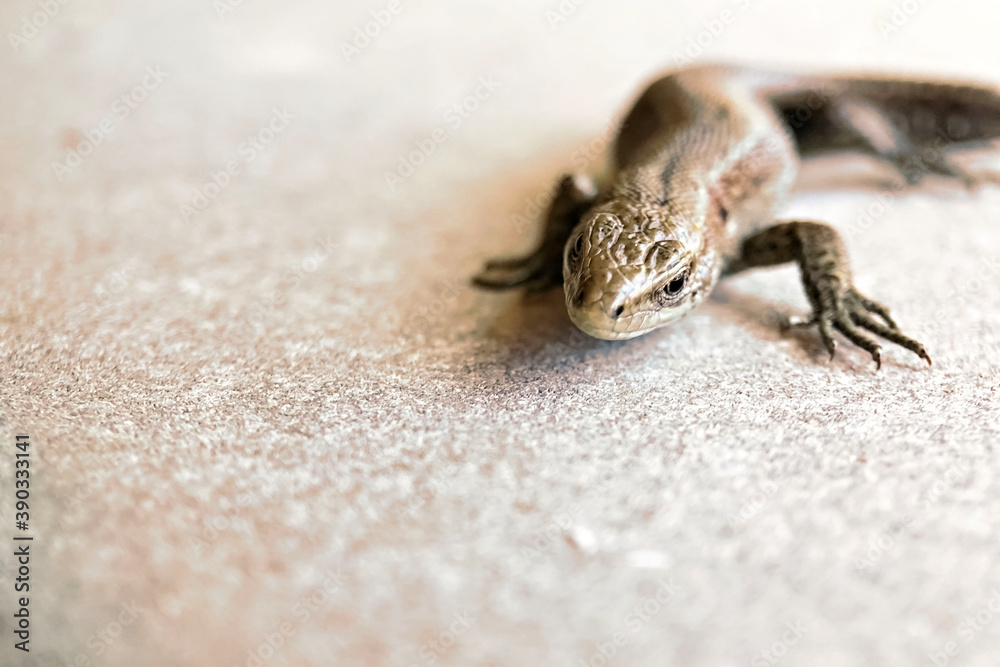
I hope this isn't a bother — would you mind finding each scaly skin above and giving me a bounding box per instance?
[475,64,1000,367]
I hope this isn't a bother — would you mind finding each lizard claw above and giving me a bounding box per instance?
[781,312,839,360]
[802,287,930,369]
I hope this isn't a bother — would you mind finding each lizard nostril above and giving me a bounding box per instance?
[614,305,624,318]
[574,290,585,307]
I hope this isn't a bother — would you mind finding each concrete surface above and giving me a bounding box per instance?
[1,1,999,666]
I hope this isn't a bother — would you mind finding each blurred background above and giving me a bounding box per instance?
[1,1,999,665]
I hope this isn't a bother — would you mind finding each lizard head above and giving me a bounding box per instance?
[562,199,716,340]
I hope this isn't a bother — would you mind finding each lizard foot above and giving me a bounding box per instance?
[802,287,931,370]
[472,173,597,293]
[725,220,932,369]
[472,249,561,292]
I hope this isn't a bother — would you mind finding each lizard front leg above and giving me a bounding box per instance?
[722,221,931,369]
[473,173,598,292]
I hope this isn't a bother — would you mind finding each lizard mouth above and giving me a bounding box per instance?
[566,301,652,341]
[566,293,697,341]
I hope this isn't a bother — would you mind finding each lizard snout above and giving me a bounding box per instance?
[566,277,635,340]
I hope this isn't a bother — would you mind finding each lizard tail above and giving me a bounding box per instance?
[769,73,1000,157]
[839,75,1000,146]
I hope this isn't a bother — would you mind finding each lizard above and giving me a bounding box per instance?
[473,63,1000,368]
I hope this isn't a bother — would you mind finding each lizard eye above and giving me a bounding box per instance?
[568,233,585,266]
[665,273,686,296]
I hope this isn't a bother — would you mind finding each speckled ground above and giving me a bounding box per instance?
[1,1,999,666]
